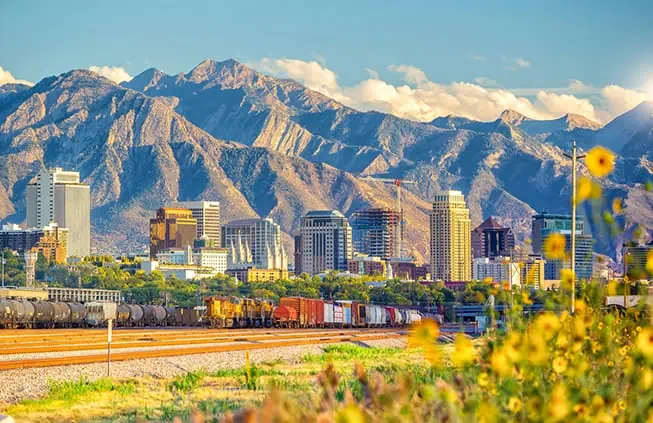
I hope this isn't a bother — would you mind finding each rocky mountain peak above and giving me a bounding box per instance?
[499,109,528,125]
[186,58,252,85]
[564,113,601,130]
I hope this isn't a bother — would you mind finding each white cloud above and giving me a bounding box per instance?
[515,58,531,69]
[0,65,33,86]
[471,55,487,61]
[88,65,132,84]
[252,57,652,124]
[364,68,379,80]
[474,77,499,88]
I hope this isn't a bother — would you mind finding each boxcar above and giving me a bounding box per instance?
[272,305,298,327]
[333,303,343,327]
[323,301,334,327]
[339,302,352,327]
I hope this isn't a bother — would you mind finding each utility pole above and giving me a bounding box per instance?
[1,253,5,288]
[563,140,585,314]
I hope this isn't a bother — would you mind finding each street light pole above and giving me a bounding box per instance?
[564,140,586,314]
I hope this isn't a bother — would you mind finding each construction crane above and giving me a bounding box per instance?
[359,176,417,259]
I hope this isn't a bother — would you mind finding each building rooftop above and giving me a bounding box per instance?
[223,217,275,226]
[304,210,345,218]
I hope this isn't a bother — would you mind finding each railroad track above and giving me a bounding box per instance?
[0,328,402,355]
[0,330,405,371]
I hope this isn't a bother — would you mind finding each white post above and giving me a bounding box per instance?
[107,319,113,377]
[396,182,402,259]
[570,141,577,314]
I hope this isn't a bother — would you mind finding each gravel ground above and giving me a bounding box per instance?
[0,331,404,362]
[0,338,407,405]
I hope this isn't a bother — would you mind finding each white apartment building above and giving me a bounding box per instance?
[26,168,90,257]
[156,245,228,274]
[472,257,521,287]
[299,210,353,275]
[222,218,287,269]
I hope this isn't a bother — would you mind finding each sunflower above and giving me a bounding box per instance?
[543,233,566,260]
[552,356,568,374]
[409,319,440,348]
[575,176,601,204]
[452,333,476,367]
[635,327,653,359]
[647,249,653,275]
[507,397,522,414]
[586,146,615,178]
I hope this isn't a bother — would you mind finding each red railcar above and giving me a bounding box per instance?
[278,297,325,328]
[311,299,324,327]
[384,307,396,327]
[271,305,298,327]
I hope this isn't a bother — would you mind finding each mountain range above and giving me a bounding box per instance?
[0,59,651,263]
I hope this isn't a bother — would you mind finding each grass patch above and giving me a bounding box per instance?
[46,377,136,401]
[302,344,404,363]
[168,370,207,393]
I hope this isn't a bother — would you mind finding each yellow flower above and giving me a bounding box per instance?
[561,269,575,290]
[335,405,365,423]
[535,312,561,339]
[636,327,653,359]
[452,333,476,367]
[647,249,653,275]
[576,176,601,204]
[521,292,532,305]
[612,197,623,214]
[641,368,653,390]
[508,397,522,413]
[543,233,566,260]
[552,356,568,374]
[549,384,569,421]
[477,372,490,387]
[586,146,615,178]
[491,348,513,377]
[409,318,440,348]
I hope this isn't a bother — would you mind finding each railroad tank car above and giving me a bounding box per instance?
[141,305,155,324]
[33,301,55,328]
[66,303,86,327]
[165,306,177,326]
[0,299,13,328]
[116,304,131,325]
[85,302,117,326]
[271,305,298,328]
[13,300,35,328]
[52,302,70,327]
[150,305,167,326]
[127,304,144,326]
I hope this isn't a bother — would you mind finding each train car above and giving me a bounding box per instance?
[33,301,55,328]
[127,304,144,326]
[333,303,344,327]
[324,301,334,327]
[313,299,324,328]
[151,305,167,326]
[85,302,117,327]
[116,304,131,326]
[365,305,385,327]
[53,302,71,327]
[242,298,274,328]
[66,303,86,327]
[278,297,325,328]
[403,310,422,325]
[204,296,243,328]
[272,305,298,328]
[165,306,177,326]
[339,302,352,328]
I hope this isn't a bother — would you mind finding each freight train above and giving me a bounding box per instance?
[204,296,422,328]
[0,295,423,329]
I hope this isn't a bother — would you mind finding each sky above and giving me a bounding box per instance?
[2,0,653,124]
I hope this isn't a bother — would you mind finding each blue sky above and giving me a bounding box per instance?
[2,0,652,123]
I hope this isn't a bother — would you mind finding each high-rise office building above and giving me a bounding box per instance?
[471,217,515,259]
[26,168,90,257]
[350,207,402,260]
[472,257,521,286]
[520,255,546,289]
[221,218,287,270]
[531,212,593,280]
[294,234,303,275]
[429,191,472,282]
[299,210,353,275]
[149,208,197,258]
[623,243,652,280]
[171,201,220,246]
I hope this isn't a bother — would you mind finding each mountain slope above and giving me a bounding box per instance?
[0,69,431,260]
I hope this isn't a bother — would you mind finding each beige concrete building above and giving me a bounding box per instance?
[26,168,90,257]
[429,191,471,282]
